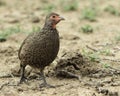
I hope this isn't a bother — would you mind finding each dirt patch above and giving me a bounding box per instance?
[0,0,120,96]
[54,51,100,77]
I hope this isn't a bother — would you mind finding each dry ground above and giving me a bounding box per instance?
[0,0,120,96]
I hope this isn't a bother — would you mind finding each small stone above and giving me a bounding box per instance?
[0,37,6,42]
[109,92,118,96]
[7,18,19,23]
[31,16,40,23]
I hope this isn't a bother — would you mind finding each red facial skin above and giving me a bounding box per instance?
[50,15,65,29]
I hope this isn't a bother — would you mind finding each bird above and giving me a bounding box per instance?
[18,12,65,88]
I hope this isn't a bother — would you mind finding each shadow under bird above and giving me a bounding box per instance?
[18,12,65,88]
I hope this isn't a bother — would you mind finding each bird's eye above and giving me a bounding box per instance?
[52,15,56,18]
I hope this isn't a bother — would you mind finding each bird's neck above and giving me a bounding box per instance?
[44,22,57,30]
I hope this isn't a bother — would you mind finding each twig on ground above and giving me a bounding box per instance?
[102,58,120,63]
[56,70,81,80]
[86,45,120,63]
[107,66,120,72]
[86,45,98,52]
[0,82,9,90]
[0,73,14,78]
[113,47,120,51]
[0,82,19,90]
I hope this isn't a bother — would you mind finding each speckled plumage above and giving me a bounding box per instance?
[18,12,64,87]
[18,27,59,69]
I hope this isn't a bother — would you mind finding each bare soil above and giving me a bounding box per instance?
[0,0,120,96]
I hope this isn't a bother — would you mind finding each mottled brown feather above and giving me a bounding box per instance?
[18,13,64,87]
[18,28,59,69]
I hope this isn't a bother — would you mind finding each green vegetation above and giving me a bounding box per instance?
[0,1,6,6]
[82,46,113,62]
[81,7,97,22]
[0,25,41,41]
[81,24,93,33]
[104,5,120,16]
[101,63,110,68]
[115,34,120,42]
[27,26,41,34]
[88,53,99,62]
[61,0,78,11]
[82,49,99,62]
[43,4,56,13]
[100,49,112,56]
[32,26,41,33]
[0,25,21,39]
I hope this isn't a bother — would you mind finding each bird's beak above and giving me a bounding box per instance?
[59,16,65,20]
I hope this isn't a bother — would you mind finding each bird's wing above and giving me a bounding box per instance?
[18,32,37,59]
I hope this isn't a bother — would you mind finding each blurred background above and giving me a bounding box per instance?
[0,0,120,96]
[0,0,120,40]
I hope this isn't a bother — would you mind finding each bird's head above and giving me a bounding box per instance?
[45,12,65,29]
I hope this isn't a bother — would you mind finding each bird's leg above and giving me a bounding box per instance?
[19,64,27,84]
[39,69,55,88]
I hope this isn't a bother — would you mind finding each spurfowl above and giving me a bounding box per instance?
[18,12,65,87]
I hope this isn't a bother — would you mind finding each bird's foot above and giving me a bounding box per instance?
[39,83,55,88]
[19,77,28,84]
